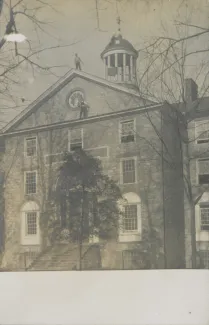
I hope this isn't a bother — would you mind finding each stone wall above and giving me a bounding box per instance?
[2,104,187,270]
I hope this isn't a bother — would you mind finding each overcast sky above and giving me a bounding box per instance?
[2,0,209,125]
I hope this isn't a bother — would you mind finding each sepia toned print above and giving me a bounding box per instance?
[0,0,208,271]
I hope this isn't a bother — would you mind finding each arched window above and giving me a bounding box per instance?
[118,192,141,242]
[21,201,40,246]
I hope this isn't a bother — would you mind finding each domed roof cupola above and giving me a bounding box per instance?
[101,17,138,89]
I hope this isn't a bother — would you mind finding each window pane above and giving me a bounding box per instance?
[122,159,135,183]
[26,212,37,235]
[25,172,37,194]
[123,204,137,231]
[26,137,36,156]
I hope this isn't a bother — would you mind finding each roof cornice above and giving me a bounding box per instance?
[1,103,163,137]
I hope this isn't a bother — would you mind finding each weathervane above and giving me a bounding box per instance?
[116,16,121,32]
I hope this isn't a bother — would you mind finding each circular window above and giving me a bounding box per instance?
[68,90,85,109]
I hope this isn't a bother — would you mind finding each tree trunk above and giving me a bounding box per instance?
[79,185,85,270]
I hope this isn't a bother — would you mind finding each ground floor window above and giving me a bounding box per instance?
[199,250,209,268]
[122,250,140,269]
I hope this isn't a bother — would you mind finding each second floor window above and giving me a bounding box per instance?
[122,159,136,184]
[120,120,135,143]
[25,171,37,195]
[200,206,209,231]
[25,212,37,235]
[198,159,209,184]
[25,137,37,157]
[69,128,83,151]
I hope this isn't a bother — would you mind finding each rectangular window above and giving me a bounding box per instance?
[200,207,209,231]
[25,137,37,157]
[69,128,83,151]
[122,159,136,184]
[195,120,209,144]
[25,171,37,194]
[123,205,138,231]
[120,120,135,143]
[198,159,209,184]
[26,212,37,235]
[199,250,209,268]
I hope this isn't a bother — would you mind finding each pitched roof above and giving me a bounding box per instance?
[1,69,151,134]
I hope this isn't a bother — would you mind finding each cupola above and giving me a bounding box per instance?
[101,17,138,89]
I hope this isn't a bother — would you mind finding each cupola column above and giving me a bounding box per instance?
[123,53,126,82]
[107,55,110,68]
[115,53,118,81]
[130,55,133,81]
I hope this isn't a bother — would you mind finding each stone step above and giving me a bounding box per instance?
[28,243,100,271]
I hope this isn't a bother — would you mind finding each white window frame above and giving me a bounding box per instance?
[24,170,37,195]
[118,192,141,242]
[120,157,137,184]
[24,136,37,157]
[68,128,83,152]
[196,158,209,185]
[195,120,209,144]
[123,203,140,233]
[119,119,136,144]
[21,201,40,246]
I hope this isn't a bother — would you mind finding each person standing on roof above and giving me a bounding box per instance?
[79,100,89,119]
[74,53,83,70]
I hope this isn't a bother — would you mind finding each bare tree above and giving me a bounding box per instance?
[0,0,79,128]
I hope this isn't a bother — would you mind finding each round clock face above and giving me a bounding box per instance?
[68,90,84,109]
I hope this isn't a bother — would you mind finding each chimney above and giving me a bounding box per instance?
[184,78,198,103]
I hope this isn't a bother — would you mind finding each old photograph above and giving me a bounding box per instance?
[0,0,208,271]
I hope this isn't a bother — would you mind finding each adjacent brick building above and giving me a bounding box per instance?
[0,27,206,271]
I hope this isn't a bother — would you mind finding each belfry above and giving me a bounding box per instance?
[101,17,138,89]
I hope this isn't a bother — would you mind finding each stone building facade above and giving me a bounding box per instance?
[0,27,205,271]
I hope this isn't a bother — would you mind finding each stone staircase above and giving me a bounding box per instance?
[27,243,101,271]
